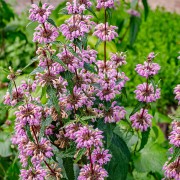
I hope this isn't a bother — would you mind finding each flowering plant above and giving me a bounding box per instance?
[2,0,179,180]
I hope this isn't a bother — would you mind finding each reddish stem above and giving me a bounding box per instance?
[104,8,107,68]
[88,148,94,176]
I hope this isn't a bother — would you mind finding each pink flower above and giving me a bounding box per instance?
[135,62,160,78]
[78,164,108,180]
[33,22,59,43]
[15,103,42,126]
[110,52,127,67]
[82,46,98,64]
[4,86,24,106]
[93,23,118,41]
[60,15,94,40]
[104,101,126,123]
[174,85,180,104]
[169,121,180,147]
[66,0,86,14]
[29,3,54,23]
[135,83,160,102]
[21,165,47,180]
[130,109,152,131]
[96,0,114,9]
[74,126,103,148]
[57,49,84,72]
[163,158,180,180]
[91,147,112,165]
[65,123,82,140]
[127,9,140,17]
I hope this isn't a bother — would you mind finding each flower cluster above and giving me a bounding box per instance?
[4,0,132,179]
[163,84,180,180]
[65,125,111,180]
[130,52,161,131]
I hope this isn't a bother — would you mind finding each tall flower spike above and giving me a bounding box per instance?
[29,3,54,23]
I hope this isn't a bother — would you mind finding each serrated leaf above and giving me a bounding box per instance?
[47,86,60,114]
[47,18,57,27]
[130,102,146,116]
[52,55,67,69]
[107,133,131,180]
[39,115,52,139]
[63,157,75,180]
[133,142,167,175]
[30,67,44,75]
[74,149,86,163]
[139,128,150,151]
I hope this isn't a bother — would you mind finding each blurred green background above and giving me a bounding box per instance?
[0,0,180,179]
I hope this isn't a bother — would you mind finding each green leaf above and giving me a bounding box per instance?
[131,0,138,8]
[30,67,44,75]
[73,164,80,180]
[133,142,167,175]
[0,132,12,157]
[81,115,96,121]
[87,7,98,19]
[130,102,146,116]
[149,78,156,94]
[106,8,112,20]
[39,115,52,139]
[8,81,13,100]
[84,63,97,73]
[82,33,88,50]
[63,157,75,180]
[139,128,150,151]
[129,16,141,46]
[39,1,42,7]
[47,86,60,114]
[168,147,180,164]
[61,71,74,93]
[21,56,38,71]
[73,38,82,51]
[25,125,34,143]
[47,18,57,27]
[95,39,102,49]
[142,0,149,20]
[74,149,86,163]
[59,7,68,14]
[52,55,67,69]
[107,133,131,180]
